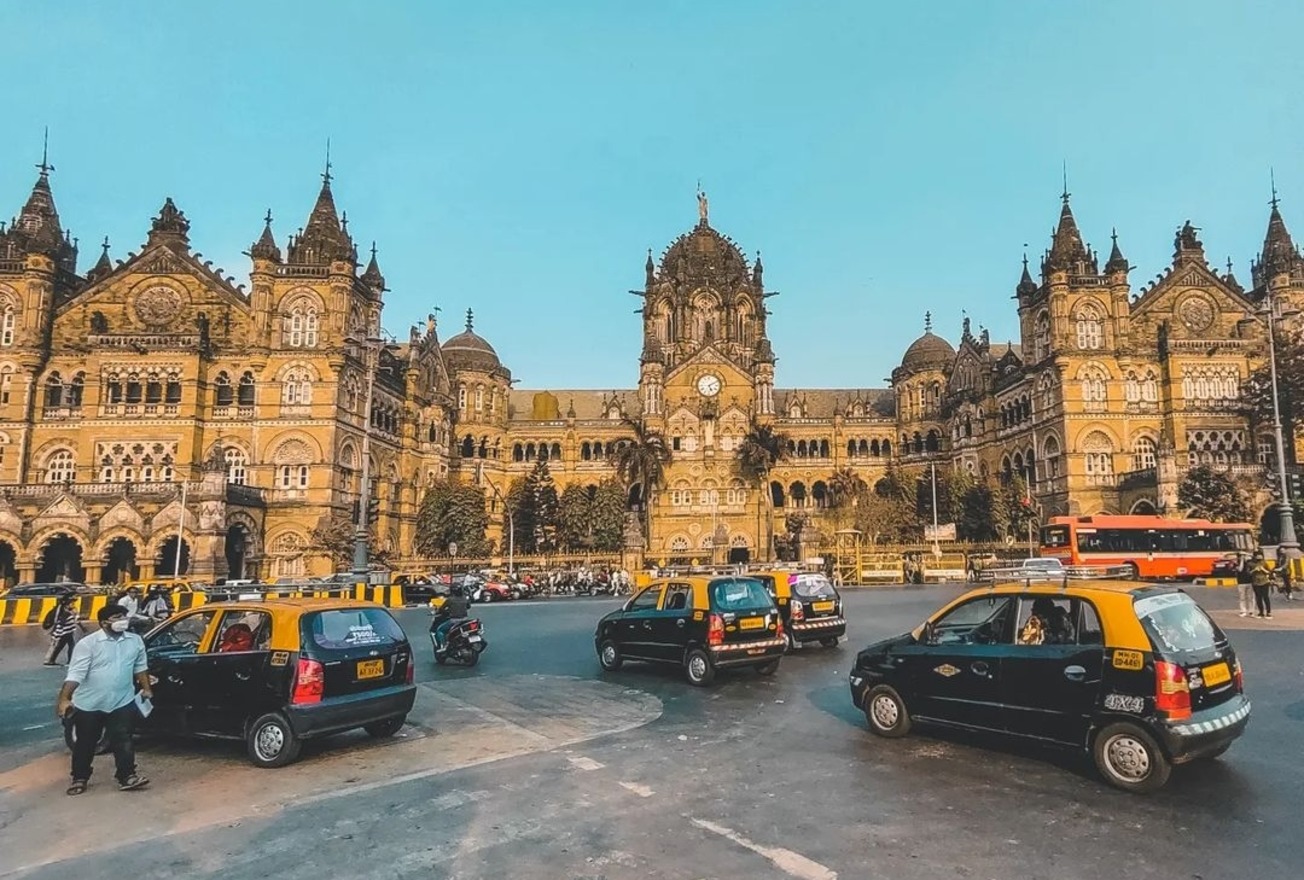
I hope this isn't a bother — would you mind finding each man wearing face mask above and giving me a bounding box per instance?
[55,604,152,795]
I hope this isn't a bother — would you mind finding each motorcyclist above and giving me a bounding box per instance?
[431,586,470,651]
[142,586,173,622]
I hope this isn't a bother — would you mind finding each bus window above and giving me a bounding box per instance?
[1041,525,1070,548]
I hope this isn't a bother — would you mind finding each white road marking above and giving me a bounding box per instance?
[21,723,50,731]
[567,755,605,771]
[618,781,653,797]
[690,817,837,880]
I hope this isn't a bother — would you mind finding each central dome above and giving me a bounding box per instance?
[441,309,505,374]
[658,221,751,285]
[900,331,955,371]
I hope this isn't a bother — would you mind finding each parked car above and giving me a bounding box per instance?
[849,580,1249,793]
[1,582,91,599]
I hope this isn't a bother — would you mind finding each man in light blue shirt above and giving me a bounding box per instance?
[55,604,152,795]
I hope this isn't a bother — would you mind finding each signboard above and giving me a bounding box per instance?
[924,523,957,541]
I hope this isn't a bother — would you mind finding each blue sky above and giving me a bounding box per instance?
[3,1,1301,389]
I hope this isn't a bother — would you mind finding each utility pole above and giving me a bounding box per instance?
[351,336,381,580]
[1264,292,1301,558]
[930,462,940,557]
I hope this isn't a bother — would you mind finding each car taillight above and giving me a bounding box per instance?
[404,656,415,685]
[291,657,325,705]
[707,613,724,646]
[1154,660,1191,720]
[774,616,784,640]
[1234,658,1244,691]
[790,599,804,621]
[468,621,479,632]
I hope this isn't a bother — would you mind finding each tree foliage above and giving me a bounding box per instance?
[1243,327,1304,460]
[736,420,791,483]
[415,479,490,557]
[313,512,392,570]
[507,460,561,554]
[1178,465,1252,523]
[556,479,627,552]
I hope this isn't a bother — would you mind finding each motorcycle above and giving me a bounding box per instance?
[431,617,488,666]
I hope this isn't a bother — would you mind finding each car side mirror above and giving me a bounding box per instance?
[922,621,938,645]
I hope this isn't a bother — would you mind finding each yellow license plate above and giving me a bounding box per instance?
[356,659,385,680]
[739,617,765,630]
[1202,662,1231,687]
[812,601,835,613]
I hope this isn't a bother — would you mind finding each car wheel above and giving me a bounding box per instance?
[1123,562,1140,580]
[863,684,912,738]
[755,658,781,676]
[246,712,302,768]
[598,639,623,671]
[684,647,716,687]
[434,651,447,665]
[1092,722,1172,793]
[820,636,840,648]
[364,716,405,738]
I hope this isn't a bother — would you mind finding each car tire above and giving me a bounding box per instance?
[820,636,840,648]
[364,716,405,738]
[684,647,716,687]
[246,712,302,768]
[863,684,912,738]
[598,639,623,671]
[1123,562,1140,580]
[755,658,781,676]
[1092,722,1172,793]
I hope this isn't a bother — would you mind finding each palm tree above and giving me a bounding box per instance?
[736,420,790,561]
[612,417,671,542]
[827,466,868,533]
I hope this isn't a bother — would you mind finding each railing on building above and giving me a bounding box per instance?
[2,480,205,498]
[88,334,200,349]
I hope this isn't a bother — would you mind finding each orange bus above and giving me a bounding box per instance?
[1039,514,1254,579]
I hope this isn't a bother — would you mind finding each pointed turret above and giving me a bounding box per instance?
[86,236,114,282]
[286,159,355,266]
[753,250,764,289]
[145,198,191,251]
[4,134,77,272]
[1251,190,1303,290]
[1016,253,1037,298]
[1223,257,1244,293]
[644,248,655,287]
[1105,228,1129,274]
[361,241,385,290]
[249,209,281,262]
[1043,192,1090,273]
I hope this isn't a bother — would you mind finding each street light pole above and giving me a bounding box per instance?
[352,337,381,580]
[484,475,514,576]
[1263,295,1300,557]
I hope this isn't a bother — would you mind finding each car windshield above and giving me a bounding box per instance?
[306,608,408,651]
[710,578,774,612]
[1134,592,1223,655]
[791,574,837,599]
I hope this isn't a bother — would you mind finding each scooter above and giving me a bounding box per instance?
[431,617,488,667]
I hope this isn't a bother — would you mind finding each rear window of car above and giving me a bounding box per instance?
[791,574,836,599]
[710,578,774,612]
[1134,592,1223,655]
[305,608,408,651]
[1022,559,1063,571]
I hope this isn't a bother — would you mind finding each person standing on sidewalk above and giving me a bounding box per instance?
[1249,553,1275,620]
[1237,553,1255,617]
[43,594,82,666]
[54,604,152,795]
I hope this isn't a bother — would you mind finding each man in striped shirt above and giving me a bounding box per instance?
[43,594,81,666]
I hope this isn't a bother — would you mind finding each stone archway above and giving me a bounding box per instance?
[155,535,191,577]
[37,534,85,583]
[0,540,16,588]
[225,523,252,580]
[102,537,139,586]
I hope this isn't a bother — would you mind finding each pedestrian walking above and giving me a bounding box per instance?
[1249,553,1275,620]
[55,604,152,796]
[1281,560,1295,601]
[1237,553,1254,617]
[43,594,82,666]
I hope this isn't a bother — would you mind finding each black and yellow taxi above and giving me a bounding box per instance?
[753,569,847,651]
[848,580,1250,793]
[595,575,786,686]
[136,598,416,767]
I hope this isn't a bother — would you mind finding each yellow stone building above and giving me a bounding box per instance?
[1,158,1298,583]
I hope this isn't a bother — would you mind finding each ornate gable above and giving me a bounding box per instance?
[1131,260,1255,344]
[33,493,91,531]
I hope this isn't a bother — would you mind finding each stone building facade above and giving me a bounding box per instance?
[0,156,1297,582]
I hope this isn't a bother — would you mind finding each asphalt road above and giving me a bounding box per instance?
[1,586,1301,880]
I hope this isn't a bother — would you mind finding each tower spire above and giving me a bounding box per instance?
[323,138,332,186]
[924,311,932,333]
[466,308,474,332]
[37,126,53,179]
[1105,227,1129,274]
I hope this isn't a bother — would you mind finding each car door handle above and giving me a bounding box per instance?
[235,671,252,681]
[642,621,652,629]
[676,619,685,627]
[970,661,991,678]
[1063,665,1087,683]
[167,673,183,684]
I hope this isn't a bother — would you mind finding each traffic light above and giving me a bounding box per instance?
[366,496,381,525]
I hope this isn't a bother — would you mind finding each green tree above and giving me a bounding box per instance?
[1243,328,1304,459]
[1178,465,1252,522]
[992,476,1038,545]
[556,479,629,552]
[557,483,591,551]
[415,479,490,557]
[612,418,672,540]
[956,481,999,542]
[856,464,921,542]
[735,420,791,559]
[509,460,560,553]
[312,512,358,571]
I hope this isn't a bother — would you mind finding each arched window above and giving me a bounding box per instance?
[125,372,142,404]
[1079,365,1108,412]
[214,372,234,407]
[238,372,256,407]
[1043,434,1062,478]
[145,370,163,404]
[0,305,15,347]
[1075,304,1104,350]
[1082,431,1115,485]
[1033,310,1051,361]
[44,448,75,484]
[281,368,312,405]
[0,365,13,406]
[1141,370,1158,402]
[1132,435,1157,471]
[225,447,248,486]
[44,372,63,409]
[165,371,182,404]
[284,301,320,348]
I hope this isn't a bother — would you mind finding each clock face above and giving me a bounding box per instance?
[697,374,722,397]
